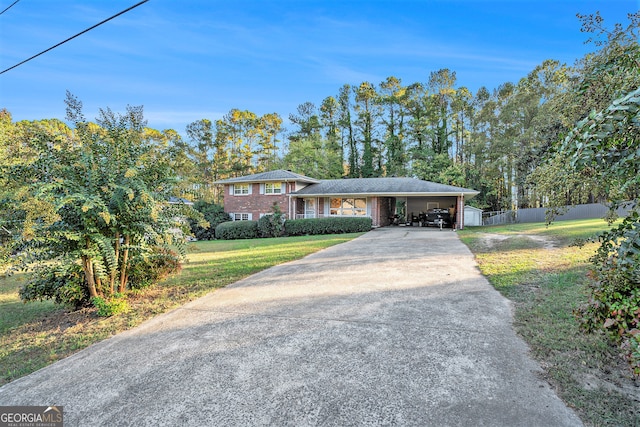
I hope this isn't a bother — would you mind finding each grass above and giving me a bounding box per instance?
[459,218,640,426]
[0,233,362,386]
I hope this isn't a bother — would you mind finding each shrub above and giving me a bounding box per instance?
[257,203,285,238]
[215,220,259,240]
[189,201,232,240]
[19,261,89,309]
[575,211,640,375]
[284,217,372,236]
[92,293,130,317]
[127,246,182,289]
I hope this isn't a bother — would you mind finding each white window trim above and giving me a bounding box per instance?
[329,197,368,217]
[264,182,284,195]
[233,183,251,196]
[233,212,252,221]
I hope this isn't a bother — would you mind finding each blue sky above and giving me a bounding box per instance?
[0,0,637,136]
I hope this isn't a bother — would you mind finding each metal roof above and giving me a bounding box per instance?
[215,170,320,184]
[292,177,479,198]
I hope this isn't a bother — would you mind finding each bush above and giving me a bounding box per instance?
[19,261,89,309]
[92,293,130,317]
[189,201,232,240]
[576,211,640,375]
[127,246,182,289]
[284,217,372,236]
[257,203,285,238]
[215,220,259,240]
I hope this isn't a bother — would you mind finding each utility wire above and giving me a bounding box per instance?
[0,0,21,16]
[0,0,149,75]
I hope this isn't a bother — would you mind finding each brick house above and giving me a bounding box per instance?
[216,170,479,229]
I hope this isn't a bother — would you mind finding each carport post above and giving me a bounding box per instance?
[457,194,464,230]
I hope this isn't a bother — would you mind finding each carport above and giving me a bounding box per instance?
[291,177,479,229]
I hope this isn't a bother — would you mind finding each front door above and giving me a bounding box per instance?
[304,198,316,219]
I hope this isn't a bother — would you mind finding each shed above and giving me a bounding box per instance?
[464,206,483,227]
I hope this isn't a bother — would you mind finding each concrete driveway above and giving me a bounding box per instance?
[0,228,582,426]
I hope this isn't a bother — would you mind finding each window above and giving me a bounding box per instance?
[265,182,283,194]
[233,184,249,195]
[329,198,367,216]
[233,213,250,221]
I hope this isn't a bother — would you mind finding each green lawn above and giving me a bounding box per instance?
[459,218,640,426]
[0,233,362,386]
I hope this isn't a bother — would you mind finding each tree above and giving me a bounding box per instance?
[450,86,472,164]
[568,87,640,374]
[256,112,283,172]
[319,96,343,174]
[337,84,358,177]
[189,201,231,240]
[288,102,321,142]
[8,93,192,308]
[378,76,408,176]
[282,134,343,179]
[574,11,640,120]
[185,119,218,201]
[217,109,260,177]
[412,151,464,187]
[550,12,640,374]
[354,81,381,177]
[428,68,457,155]
[405,82,432,152]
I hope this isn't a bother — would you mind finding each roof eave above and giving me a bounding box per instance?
[292,191,480,198]
[215,177,320,185]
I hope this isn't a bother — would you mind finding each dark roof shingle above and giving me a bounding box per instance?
[293,177,478,196]
[215,170,320,184]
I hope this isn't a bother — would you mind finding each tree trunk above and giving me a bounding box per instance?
[118,234,130,293]
[110,231,120,294]
[82,256,99,298]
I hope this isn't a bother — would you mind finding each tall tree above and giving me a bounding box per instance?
[428,68,457,155]
[378,76,408,176]
[288,102,321,143]
[354,81,381,177]
[405,82,431,152]
[319,96,343,174]
[283,134,343,179]
[217,109,259,177]
[337,84,358,177]
[256,112,283,172]
[450,86,472,164]
[185,119,218,200]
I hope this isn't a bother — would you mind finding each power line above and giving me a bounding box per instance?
[0,0,21,16]
[0,0,149,75]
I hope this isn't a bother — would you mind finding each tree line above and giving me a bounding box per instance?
[161,12,640,212]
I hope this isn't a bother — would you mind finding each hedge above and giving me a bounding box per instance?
[215,220,258,240]
[257,214,284,238]
[284,217,372,236]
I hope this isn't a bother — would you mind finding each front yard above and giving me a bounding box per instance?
[459,219,640,426]
[0,233,363,386]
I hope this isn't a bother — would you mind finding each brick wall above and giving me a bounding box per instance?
[223,183,291,220]
[377,197,394,227]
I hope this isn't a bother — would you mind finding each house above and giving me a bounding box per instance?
[215,170,479,229]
